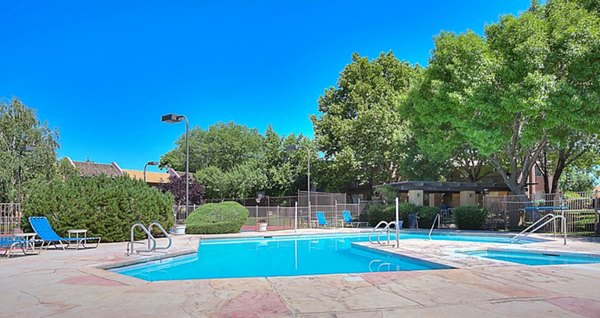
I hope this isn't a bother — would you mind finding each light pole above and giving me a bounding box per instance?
[162,113,190,220]
[143,161,160,183]
[286,144,311,227]
[17,145,35,204]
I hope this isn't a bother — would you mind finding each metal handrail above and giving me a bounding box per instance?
[369,221,389,244]
[148,222,172,250]
[511,213,567,245]
[376,222,396,245]
[368,221,397,245]
[127,223,157,255]
[428,213,441,239]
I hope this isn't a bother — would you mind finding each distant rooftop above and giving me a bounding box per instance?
[65,157,177,185]
[67,158,122,177]
[383,181,511,193]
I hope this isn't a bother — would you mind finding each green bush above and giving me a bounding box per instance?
[185,201,248,234]
[415,206,439,229]
[368,203,415,227]
[454,206,488,230]
[22,175,174,242]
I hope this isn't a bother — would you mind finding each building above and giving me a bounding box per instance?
[66,157,123,177]
[122,169,171,187]
[65,157,179,187]
[381,181,510,208]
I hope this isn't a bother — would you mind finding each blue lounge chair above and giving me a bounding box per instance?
[0,235,39,258]
[316,211,329,227]
[29,217,101,249]
[342,210,367,228]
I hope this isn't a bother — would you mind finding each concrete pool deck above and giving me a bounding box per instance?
[2,229,600,317]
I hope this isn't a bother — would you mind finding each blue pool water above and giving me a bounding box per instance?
[113,232,534,281]
[464,249,600,266]
[115,234,455,281]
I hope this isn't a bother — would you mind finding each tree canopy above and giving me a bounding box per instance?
[162,122,312,199]
[405,0,600,195]
[0,98,59,202]
[311,52,431,193]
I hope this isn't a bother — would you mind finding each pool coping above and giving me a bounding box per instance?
[99,249,197,270]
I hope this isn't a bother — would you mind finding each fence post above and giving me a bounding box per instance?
[294,201,298,233]
[335,200,338,228]
[503,194,508,231]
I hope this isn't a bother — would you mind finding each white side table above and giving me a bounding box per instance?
[67,229,87,249]
[14,233,39,255]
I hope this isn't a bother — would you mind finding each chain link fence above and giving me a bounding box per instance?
[483,191,599,235]
[183,191,370,231]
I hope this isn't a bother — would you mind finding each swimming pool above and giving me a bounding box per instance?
[112,232,536,281]
[113,234,452,281]
[464,249,600,266]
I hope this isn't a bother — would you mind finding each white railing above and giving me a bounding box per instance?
[368,221,396,245]
[429,213,441,239]
[0,203,21,235]
[511,213,567,245]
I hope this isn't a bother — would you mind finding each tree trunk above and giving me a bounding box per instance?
[489,135,548,196]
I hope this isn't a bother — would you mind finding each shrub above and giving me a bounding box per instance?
[453,206,488,230]
[22,175,174,242]
[415,206,439,229]
[368,203,415,228]
[185,201,248,234]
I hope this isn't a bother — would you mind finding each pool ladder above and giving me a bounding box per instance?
[369,221,397,245]
[511,213,567,245]
[127,222,173,256]
[428,213,441,239]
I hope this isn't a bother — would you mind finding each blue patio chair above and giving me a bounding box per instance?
[29,217,101,250]
[316,211,329,227]
[0,235,39,258]
[342,210,367,228]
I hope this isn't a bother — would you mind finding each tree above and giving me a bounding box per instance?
[159,174,205,205]
[311,52,421,194]
[262,126,314,196]
[0,98,59,202]
[559,166,597,193]
[164,122,313,199]
[160,122,264,173]
[537,134,600,194]
[405,0,600,195]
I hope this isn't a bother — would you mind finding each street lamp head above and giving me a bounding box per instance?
[146,161,160,166]
[21,145,36,152]
[285,145,300,151]
[162,114,183,123]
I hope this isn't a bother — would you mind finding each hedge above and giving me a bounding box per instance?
[415,206,439,229]
[454,206,488,230]
[22,175,174,242]
[368,203,416,227]
[185,201,248,234]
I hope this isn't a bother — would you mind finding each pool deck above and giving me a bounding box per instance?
[2,229,600,317]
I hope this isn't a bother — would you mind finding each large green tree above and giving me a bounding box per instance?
[406,0,600,195]
[161,121,264,173]
[162,122,313,199]
[311,52,424,194]
[0,98,59,202]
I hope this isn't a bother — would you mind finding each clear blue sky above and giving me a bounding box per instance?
[1,0,532,172]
